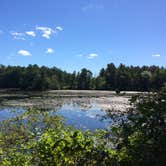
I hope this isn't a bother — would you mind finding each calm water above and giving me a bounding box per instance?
[0,90,130,130]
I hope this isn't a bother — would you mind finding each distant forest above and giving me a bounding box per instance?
[0,63,166,91]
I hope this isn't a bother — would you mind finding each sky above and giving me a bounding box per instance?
[0,0,165,74]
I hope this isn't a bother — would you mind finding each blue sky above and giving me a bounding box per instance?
[0,0,165,74]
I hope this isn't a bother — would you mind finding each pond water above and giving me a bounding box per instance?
[0,90,131,130]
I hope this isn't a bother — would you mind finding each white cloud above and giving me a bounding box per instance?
[18,50,31,56]
[77,53,99,59]
[87,53,98,59]
[26,31,36,37]
[36,26,55,39]
[10,31,25,40]
[46,48,54,54]
[82,3,104,11]
[56,26,63,31]
[152,54,160,57]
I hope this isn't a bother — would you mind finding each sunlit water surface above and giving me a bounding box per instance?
[0,90,130,130]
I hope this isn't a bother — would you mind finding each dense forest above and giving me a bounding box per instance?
[0,63,166,91]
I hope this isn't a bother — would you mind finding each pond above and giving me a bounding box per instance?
[0,90,131,130]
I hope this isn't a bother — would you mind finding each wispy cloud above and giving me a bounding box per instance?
[18,50,31,56]
[36,26,56,39]
[6,25,63,40]
[82,1,104,11]
[152,54,160,57]
[10,31,25,40]
[56,26,63,31]
[87,53,98,59]
[77,53,99,59]
[26,31,36,37]
[46,48,54,54]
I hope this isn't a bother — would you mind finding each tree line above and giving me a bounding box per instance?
[0,63,166,91]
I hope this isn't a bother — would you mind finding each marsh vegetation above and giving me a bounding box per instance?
[0,90,165,165]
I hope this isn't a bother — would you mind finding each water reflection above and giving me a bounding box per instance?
[0,91,130,130]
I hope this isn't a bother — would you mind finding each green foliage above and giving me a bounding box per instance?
[0,63,166,91]
[97,64,166,91]
[0,109,117,165]
[0,90,165,165]
[77,68,93,90]
[32,129,116,165]
[112,90,166,166]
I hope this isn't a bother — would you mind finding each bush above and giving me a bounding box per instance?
[0,90,166,165]
[115,89,121,94]
[112,90,166,166]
